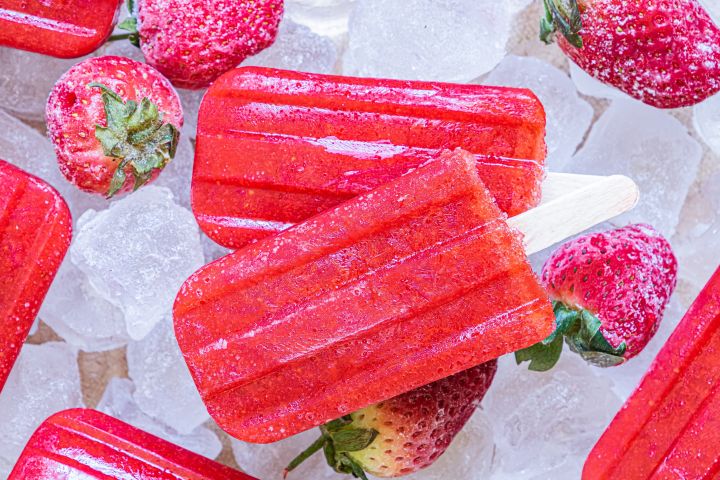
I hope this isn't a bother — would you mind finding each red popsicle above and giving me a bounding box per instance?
[0,0,120,58]
[175,149,555,443]
[193,66,547,249]
[9,408,256,479]
[0,160,71,393]
[583,266,720,479]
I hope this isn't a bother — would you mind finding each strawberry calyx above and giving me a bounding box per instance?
[515,301,626,371]
[89,82,179,197]
[284,416,378,480]
[540,0,583,48]
[109,0,140,46]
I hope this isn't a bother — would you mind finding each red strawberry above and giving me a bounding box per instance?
[540,0,720,108]
[284,361,498,479]
[516,224,677,371]
[46,56,183,197]
[116,0,283,89]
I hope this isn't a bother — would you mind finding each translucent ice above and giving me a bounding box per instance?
[693,92,720,155]
[569,62,634,102]
[565,100,702,237]
[71,186,204,340]
[0,342,83,476]
[485,354,621,479]
[154,131,195,209]
[343,0,514,82]
[40,259,129,352]
[485,56,593,171]
[286,0,356,37]
[177,89,206,136]
[98,377,221,459]
[0,47,81,121]
[244,18,338,74]
[699,0,720,26]
[127,318,210,434]
[232,406,494,479]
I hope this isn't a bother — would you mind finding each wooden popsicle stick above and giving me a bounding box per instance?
[511,174,639,255]
[541,172,609,204]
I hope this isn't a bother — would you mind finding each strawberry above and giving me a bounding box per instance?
[46,56,183,197]
[115,0,283,89]
[284,361,498,479]
[540,0,720,108]
[517,224,677,371]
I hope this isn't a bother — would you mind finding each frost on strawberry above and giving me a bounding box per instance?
[285,361,497,479]
[517,224,677,371]
[540,0,720,108]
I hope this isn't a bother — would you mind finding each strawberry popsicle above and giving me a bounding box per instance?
[583,266,720,480]
[0,160,71,393]
[0,0,120,58]
[175,149,555,443]
[9,408,256,479]
[193,66,547,249]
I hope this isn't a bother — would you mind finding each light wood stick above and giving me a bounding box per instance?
[511,174,639,255]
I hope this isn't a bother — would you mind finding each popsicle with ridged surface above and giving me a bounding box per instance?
[0,160,71,393]
[175,149,555,443]
[192,66,546,249]
[8,408,257,479]
[0,0,120,58]
[583,266,720,480]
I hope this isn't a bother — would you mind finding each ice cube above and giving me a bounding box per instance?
[568,62,635,102]
[286,0,356,37]
[244,18,338,74]
[0,342,83,476]
[177,89,206,136]
[71,186,204,340]
[126,318,210,434]
[343,0,514,82]
[0,47,82,121]
[565,100,702,237]
[485,56,594,171]
[39,259,129,352]
[699,0,720,26]
[154,130,195,208]
[201,233,234,263]
[232,405,494,479]
[98,377,221,459]
[485,354,621,479]
[693,92,720,156]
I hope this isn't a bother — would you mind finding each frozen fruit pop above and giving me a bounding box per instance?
[175,149,556,443]
[9,408,256,479]
[0,160,71,393]
[0,0,120,58]
[193,66,547,249]
[583,266,720,480]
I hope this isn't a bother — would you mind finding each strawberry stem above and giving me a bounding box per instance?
[283,435,325,478]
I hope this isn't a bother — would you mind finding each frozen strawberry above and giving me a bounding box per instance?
[517,224,677,370]
[117,0,283,89]
[285,361,497,479]
[46,56,183,197]
[541,0,720,108]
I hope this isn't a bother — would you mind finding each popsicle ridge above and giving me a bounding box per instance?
[175,149,554,443]
[583,268,720,479]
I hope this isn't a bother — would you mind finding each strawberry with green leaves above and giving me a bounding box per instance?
[541,0,720,108]
[517,224,677,371]
[285,361,497,479]
[46,56,183,197]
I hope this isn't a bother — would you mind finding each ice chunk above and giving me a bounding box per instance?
[565,100,702,237]
[71,186,204,340]
[699,0,720,26]
[126,318,210,434]
[674,171,720,294]
[485,354,621,479]
[98,377,221,459]
[693,92,720,155]
[343,0,513,82]
[285,0,356,37]
[232,406,494,479]
[569,62,634,102]
[244,19,338,74]
[485,56,593,171]
[154,130,195,208]
[40,259,129,352]
[0,47,81,121]
[177,89,206,136]
[0,342,83,476]
[201,233,234,263]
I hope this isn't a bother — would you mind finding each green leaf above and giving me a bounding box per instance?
[515,333,564,372]
[108,167,128,198]
[332,428,378,453]
[539,0,583,48]
[89,83,179,198]
[118,17,138,34]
